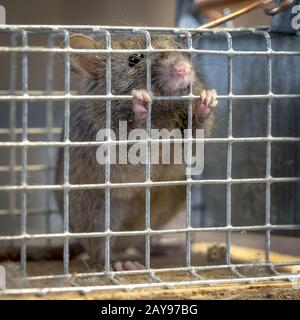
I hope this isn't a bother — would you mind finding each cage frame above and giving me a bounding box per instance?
[0,25,299,296]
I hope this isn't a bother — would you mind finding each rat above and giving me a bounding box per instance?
[56,33,218,271]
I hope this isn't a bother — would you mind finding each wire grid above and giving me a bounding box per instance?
[0,25,299,295]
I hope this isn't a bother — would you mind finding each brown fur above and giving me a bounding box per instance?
[56,34,215,266]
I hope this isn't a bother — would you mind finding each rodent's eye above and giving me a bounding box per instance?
[128,53,144,67]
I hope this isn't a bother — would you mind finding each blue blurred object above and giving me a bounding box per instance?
[270,0,300,34]
[176,0,300,34]
[176,0,300,233]
[176,0,208,28]
[176,0,233,28]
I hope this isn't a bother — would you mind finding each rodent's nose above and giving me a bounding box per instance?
[173,62,190,77]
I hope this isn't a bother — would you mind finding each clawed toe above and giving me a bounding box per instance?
[195,89,218,119]
[131,89,152,123]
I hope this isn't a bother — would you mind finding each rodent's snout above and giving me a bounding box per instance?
[172,61,191,77]
[154,55,195,95]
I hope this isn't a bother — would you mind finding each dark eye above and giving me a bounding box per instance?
[128,53,144,67]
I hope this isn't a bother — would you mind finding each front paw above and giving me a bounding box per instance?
[131,89,152,125]
[194,89,218,120]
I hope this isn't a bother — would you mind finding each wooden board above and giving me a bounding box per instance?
[0,241,299,300]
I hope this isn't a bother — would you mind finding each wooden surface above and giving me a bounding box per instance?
[1,280,300,300]
[1,241,299,300]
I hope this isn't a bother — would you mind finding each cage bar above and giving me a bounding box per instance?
[0,25,299,295]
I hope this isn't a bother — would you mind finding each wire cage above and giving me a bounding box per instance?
[0,25,300,296]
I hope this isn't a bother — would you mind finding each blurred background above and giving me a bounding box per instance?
[0,0,271,27]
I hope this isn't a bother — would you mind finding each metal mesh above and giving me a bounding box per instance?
[0,25,300,295]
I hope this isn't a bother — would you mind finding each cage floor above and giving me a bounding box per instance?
[2,279,300,300]
[1,240,300,299]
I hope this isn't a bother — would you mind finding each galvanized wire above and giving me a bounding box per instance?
[0,25,299,295]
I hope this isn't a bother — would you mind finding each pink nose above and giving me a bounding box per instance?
[173,63,188,76]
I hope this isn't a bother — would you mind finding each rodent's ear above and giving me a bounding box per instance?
[64,34,102,79]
